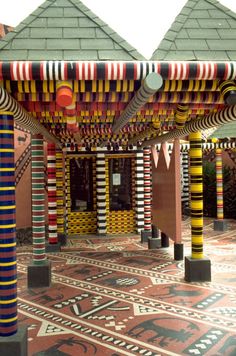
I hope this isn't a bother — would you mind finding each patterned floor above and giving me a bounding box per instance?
[16,217,236,355]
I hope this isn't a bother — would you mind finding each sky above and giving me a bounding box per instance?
[1,0,236,59]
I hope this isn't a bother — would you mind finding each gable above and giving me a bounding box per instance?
[0,0,145,61]
[151,0,236,61]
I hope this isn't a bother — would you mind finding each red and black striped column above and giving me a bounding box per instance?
[47,143,58,244]
[141,147,153,243]
[0,111,17,336]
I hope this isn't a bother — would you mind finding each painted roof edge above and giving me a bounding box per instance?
[0,60,236,80]
[0,0,146,61]
[151,0,236,60]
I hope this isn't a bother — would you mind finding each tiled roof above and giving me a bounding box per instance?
[209,122,236,138]
[0,24,13,39]
[0,0,145,61]
[151,0,236,61]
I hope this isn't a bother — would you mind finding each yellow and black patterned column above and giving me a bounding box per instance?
[189,132,203,259]
[185,132,211,282]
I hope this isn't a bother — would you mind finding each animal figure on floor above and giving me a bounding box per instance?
[156,284,202,298]
[127,317,198,347]
[33,337,97,355]
[219,335,236,355]
[17,133,28,145]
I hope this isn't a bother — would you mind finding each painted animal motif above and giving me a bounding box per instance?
[158,284,202,298]
[127,317,198,347]
[17,133,28,144]
[33,293,64,304]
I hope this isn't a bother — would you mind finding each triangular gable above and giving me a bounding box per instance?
[0,0,145,61]
[151,0,236,61]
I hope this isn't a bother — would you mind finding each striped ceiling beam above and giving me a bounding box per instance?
[141,105,236,146]
[14,91,225,104]
[0,87,61,147]
[0,61,236,80]
[0,79,221,93]
[156,141,236,151]
[112,73,163,133]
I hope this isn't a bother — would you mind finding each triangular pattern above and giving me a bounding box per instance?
[151,0,236,61]
[37,320,68,337]
[0,0,145,61]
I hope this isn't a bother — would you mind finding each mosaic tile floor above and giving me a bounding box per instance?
[16,217,236,355]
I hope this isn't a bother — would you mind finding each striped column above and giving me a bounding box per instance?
[135,151,144,233]
[0,111,17,336]
[216,148,224,220]
[32,134,46,265]
[189,132,203,259]
[56,149,64,234]
[65,158,70,235]
[182,151,190,209]
[47,143,58,244]
[143,147,152,232]
[96,153,107,235]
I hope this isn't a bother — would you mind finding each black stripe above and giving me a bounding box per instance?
[126,63,134,80]
[97,63,106,80]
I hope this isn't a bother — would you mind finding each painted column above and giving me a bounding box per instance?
[56,149,64,235]
[185,132,211,282]
[214,148,228,231]
[0,111,17,336]
[96,153,107,235]
[189,132,203,259]
[65,158,70,235]
[32,134,46,265]
[47,143,58,244]
[143,147,152,232]
[216,148,224,220]
[182,150,190,211]
[135,151,144,233]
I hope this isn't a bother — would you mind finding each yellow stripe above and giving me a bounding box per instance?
[0,205,16,210]
[0,186,15,191]
[0,149,14,153]
[0,242,16,248]
[0,112,13,116]
[18,81,23,93]
[0,131,13,135]
[0,224,16,229]
[0,261,16,267]
[0,298,17,305]
[24,80,30,93]
[80,80,85,92]
[0,279,17,286]
[0,316,17,323]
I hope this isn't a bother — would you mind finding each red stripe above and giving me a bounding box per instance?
[40,62,44,80]
[111,63,114,80]
[223,63,229,80]
[134,63,138,80]
[16,62,20,80]
[117,63,120,80]
[23,63,27,80]
[10,63,14,80]
[75,62,79,80]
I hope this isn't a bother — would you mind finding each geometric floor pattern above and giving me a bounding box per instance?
[17,217,236,355]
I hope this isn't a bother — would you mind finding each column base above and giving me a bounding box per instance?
[58,233,67,246]
[185,256,211,282]
[152,225,159,239]
[45,242,61,252]
[141,230,151,243]
[0,325,28,356]
[161,232,169,247]
[27,260,51,288]
[174,243,184,261]
[214,219,228,231]
[148,237,161,249]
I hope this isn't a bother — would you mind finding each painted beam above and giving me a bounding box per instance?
[0,88,61,147]
[141,105,236,146]
[112,73,163,134]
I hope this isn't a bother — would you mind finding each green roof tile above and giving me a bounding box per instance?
[151,0,236,61]
[209,122,236,138]
[0,0,144,60]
